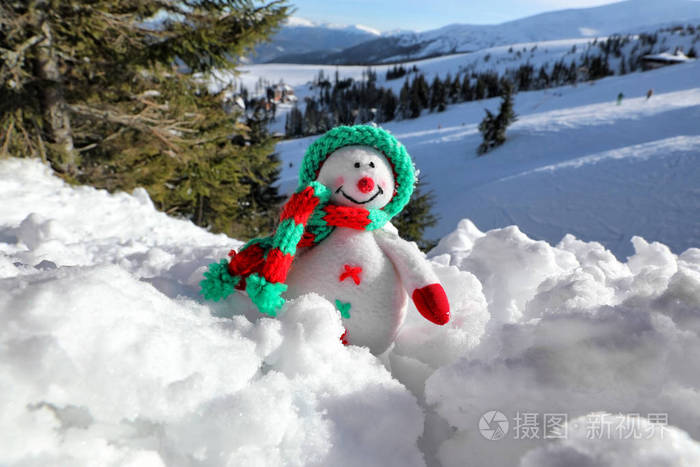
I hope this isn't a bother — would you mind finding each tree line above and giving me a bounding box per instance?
[285,26,700,140]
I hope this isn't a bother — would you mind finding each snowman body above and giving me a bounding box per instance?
[203,128,450,355]
[281,144,448,354]
[285,226,407,354]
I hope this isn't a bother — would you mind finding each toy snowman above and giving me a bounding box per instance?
[202,125,449,354]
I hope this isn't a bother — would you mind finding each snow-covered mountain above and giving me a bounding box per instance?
[282,0,700,64]
[249,16,383,63]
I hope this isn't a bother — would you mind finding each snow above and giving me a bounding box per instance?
[353,24,382,37]
[644,51,694,62]
[2,154,700,465]
[283,16,381,36]
[284,16,316,28]
[424,221,700,465]
[519,414,700,467]
[0,160,424,466]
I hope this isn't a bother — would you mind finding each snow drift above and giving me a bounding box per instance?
[1,157,699,466]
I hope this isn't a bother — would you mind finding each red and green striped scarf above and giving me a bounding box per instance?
[200,181,391,316]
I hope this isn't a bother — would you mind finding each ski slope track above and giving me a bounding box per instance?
[276,59,700,258]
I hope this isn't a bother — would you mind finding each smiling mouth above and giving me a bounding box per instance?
[336,185,384,205]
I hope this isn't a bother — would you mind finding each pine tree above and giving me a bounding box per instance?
[285,106,303,137]
[515,64,534,91]
[429,76,445,112]
[411,74,430,110]
[477,80,517,155]
[461,75,473,101]
[391,181,438,251]
[474,78,486,100]
[537,66,550,89]
[589,55,612,80]
[303,97,320,135]
[449,74,461,102]
[619,58,628,75]
[230,111,284,238]
[408,90,422,119]
[1,0,289,239]
[397,79,411,119]
[443,73,452,101]
[378,90,397,122]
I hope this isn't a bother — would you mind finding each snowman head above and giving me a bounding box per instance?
[316,145,395,209]
[299,125,415,219]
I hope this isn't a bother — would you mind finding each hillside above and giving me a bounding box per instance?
[268,51,699,258]
[271,0,700,64]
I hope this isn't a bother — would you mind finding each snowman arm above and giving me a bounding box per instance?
[374,229,450,325]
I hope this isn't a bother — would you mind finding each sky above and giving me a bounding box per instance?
[288,0,628,32]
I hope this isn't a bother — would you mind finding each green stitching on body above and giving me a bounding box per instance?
[335,299,352,319]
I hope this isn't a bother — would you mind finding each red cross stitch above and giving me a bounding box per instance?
[339,264,362,285]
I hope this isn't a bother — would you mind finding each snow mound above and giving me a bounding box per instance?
[1,157,700,466]
[0,258,423,466]
[0,159,423,466]
[520,413,700,467]
[425,221,700,467]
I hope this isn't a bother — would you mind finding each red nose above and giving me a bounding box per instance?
[357,177,375,194]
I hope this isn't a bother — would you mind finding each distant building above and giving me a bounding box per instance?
[270,83,297,103]
[222,95,246,115]
[641,51,692,71]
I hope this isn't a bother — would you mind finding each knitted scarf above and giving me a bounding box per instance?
[200,125,415,317]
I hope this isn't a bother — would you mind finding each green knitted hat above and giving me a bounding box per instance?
[298,125,416,219]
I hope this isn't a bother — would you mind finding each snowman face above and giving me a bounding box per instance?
[317,145,395,209]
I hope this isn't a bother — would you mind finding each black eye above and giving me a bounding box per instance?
[369,161,375,168]
[354,162,361,168]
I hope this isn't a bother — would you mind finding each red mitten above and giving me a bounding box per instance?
[412,284,450,325]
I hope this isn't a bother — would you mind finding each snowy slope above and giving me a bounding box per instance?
[2,157,700,466]
[232,26,699,96]
[231,24,699,141]
[297,0,700,64]
[275,59,700,258]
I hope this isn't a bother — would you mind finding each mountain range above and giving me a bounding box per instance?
[253,0,700,64]
[248,17,382,63]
